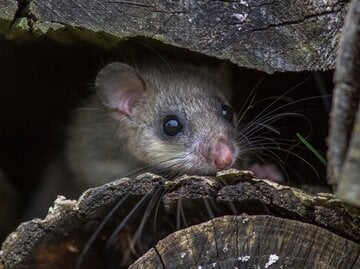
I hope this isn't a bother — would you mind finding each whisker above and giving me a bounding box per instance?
[227,200,239,215]
[176,197,182,230]
[115,164,161,180]
[175,180,189,230]
[236,76,265,126]
[71,107,107,113]
[203,198,215,220]
[152,187,169,244]
[239,94,327,135]
[240,112,308,139]
[75,193,130,269]
[207,195,222,214]
[246,75,314,124]
[131,40,176,79]
[179,197,188,228]
[131,186,163,244]
[81,123,114,129]
[121,186,163,266]
[242,146,321,179]
[105,192,151,251]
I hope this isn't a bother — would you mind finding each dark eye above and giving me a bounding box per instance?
[162,115,183,136]
[221,104,234,123]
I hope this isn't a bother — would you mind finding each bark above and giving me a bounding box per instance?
[0,0,349,73]
[328,0,360,206]
[1,171,359,269]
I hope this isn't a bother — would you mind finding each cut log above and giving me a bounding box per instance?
[130,215,360,269]
[0,0,349,73]
[1,171,358,269]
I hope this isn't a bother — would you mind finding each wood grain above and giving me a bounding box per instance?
[1,171,358,268]
[130,215,360,269]
[0,0,348,73]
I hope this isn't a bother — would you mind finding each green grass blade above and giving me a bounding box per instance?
[296,133,327,166]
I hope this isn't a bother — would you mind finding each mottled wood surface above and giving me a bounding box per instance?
[1,171,359,269]
[131,215,360,269]
[0,0,348,73]
[0,0,16,22]
[328,0,360,206]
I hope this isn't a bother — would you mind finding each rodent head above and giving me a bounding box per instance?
[95,61,239,175]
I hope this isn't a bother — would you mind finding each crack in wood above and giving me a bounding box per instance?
[105,1,155,9]
[249,0,279,8]
[252,9,343,32]
[106,1,188,14]
[153,245,166,269]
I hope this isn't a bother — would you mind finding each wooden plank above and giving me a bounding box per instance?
[328,0,360,206]
[0,0,348,73]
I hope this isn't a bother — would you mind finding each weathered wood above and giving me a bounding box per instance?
[0,0,25,39]
[328,0,360,206]
[0,0,16,24]
[130,215,360,269]
[163,170,360,241]
[1,171,358,269]
[0,1,358,268]
[0,174,165,269]
[0,0,348,73]
[339,106,360,205]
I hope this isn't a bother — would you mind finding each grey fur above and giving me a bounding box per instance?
[66,59,239,189]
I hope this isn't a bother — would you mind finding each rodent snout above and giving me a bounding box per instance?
[212,138,235,170]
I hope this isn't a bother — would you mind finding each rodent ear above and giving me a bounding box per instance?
[95,62,145,116]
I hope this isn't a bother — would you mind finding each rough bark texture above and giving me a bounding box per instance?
[339,107,360,205]
[328,0,360,206]
[0,0,23,37]
[131,215,360,269]
[1,171,359,269]
[0,0,348,73]
[0,0,16,22]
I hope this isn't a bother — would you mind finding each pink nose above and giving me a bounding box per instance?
[214,140,234,169]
